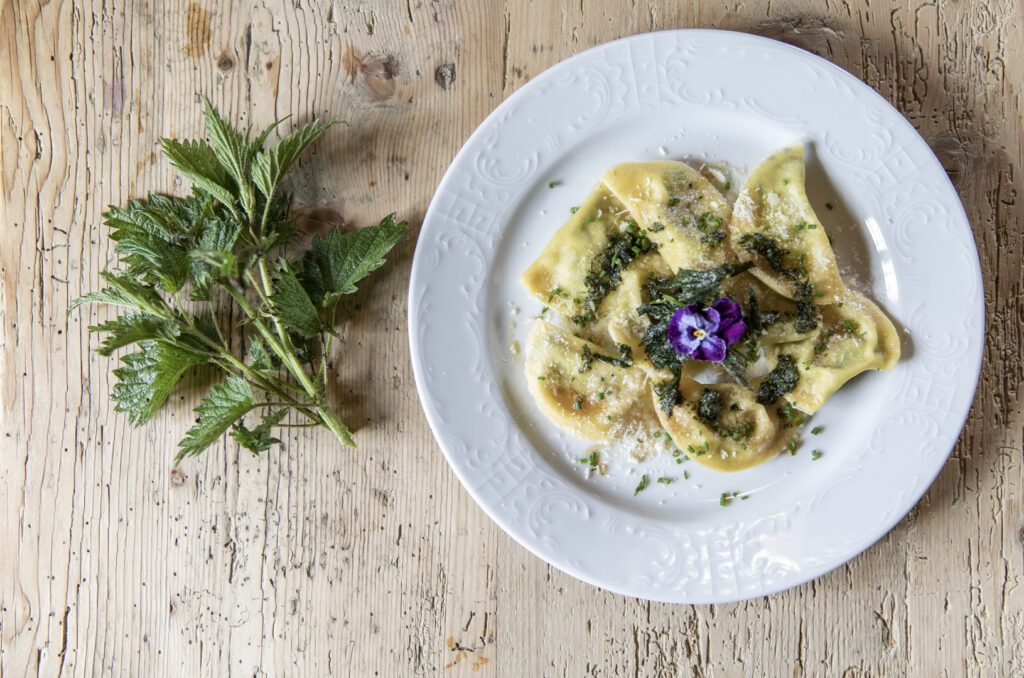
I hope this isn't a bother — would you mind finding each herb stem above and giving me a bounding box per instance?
[230,274,355,448]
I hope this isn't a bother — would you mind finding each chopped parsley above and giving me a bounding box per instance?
[720,491,742,506]
[718,422,754,442]
[634,474,650,495]
[695,211,726,247]
[572,397,583,411]
[777,401,804,428]
[687,441,709,457]
[786,440,798,456]
[811,449,823,460]
[666,197,680,207]
[570,206,579,214]
[548,181,560,189]
[811,425,823,435]
[657,476,674,485]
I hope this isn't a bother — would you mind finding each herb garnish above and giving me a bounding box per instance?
[634,474,650,495]
[572,221,656,324]
[739,233,793,276]
[637,263,751,371]
[811,425,823,435]
[579,343,634,373]
[717,422,754,442]
[811,449,823,460]
[720,491,741,506]
[756,355,800,405]
[657,476,674,485]
[72,101,406,463]
[697,389,723,427]
[777,401,804,428]
[654,373,682,414]
[695,211,726,246]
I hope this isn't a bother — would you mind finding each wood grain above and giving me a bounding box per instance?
[1,0,1021,675]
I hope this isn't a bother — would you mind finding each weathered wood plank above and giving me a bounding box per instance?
[1,0,1020,675]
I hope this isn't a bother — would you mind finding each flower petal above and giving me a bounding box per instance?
[695,335,727,362]
[712,297,743,326]
[721,318,747,346]
[700,305,721,333]
[668,307,702,356]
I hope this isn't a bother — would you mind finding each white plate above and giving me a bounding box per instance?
[409,30,983,603]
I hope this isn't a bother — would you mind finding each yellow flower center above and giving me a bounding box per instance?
[693,329,706,340]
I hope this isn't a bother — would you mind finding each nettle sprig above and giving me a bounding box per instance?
[72,100,407,463]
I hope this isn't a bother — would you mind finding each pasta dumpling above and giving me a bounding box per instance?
[602,161,732,270]
[729,145,846,304]
[654,377,794,471]
[756,290,900,413]
[525,320,660,441]
[521,184,632,320]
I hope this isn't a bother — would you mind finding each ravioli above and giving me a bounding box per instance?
[525,320,660,441]
[654,377,794,472]
[756,290,900,414]
[520,147,902,475]
[602,161,732,270]
[729,145,846,304]
[521,184,631,319]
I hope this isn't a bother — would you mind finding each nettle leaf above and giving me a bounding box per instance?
[299,214,407,307]
[113,230,191,292]
[112,340,208,425]
[90,312,179,356]
[189,219,242,300]
[176,377,254,463]
[70,272,170,316]
[247,339,276,370]
[231,408,288,454]
[203,100,258,218]
[252,119,335,200]
[271,259,322,337]
[105,201,177,242]
[161,138,238,212]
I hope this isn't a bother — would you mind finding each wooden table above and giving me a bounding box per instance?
[2,1,1019,675]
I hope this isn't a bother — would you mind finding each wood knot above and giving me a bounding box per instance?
[217,53,235,72]
[343,44,400,102]
[169,468,187,486]
[435,63,456,90]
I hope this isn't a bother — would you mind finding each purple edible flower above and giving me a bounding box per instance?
[667,297,747,363]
